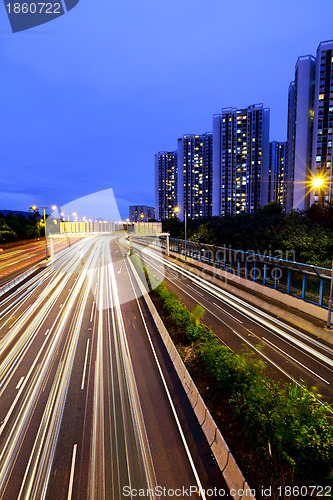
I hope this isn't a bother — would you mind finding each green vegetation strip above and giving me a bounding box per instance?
[131,253,333,485]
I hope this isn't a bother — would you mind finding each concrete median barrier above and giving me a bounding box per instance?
[0,265,41,297]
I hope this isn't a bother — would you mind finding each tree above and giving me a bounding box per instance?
[0,216,17,243]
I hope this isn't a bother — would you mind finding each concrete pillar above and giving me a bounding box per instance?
[166,234,170,256]
[50,238,54,260]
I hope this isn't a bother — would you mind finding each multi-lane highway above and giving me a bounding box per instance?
[132,242,333,405]
[0,235,229,499]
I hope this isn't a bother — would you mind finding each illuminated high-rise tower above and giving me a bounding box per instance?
[269,141,287,208]
[212,104,270,215]
[154,151,178,220]
[177,133,213,220]
[311,40,333,205]
[286,55,316,212]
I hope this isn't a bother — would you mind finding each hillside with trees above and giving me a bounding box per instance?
[162,203,333,268]
[0,210,43,244]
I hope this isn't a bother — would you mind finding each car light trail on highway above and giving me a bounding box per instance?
[0,235,220,499]
[133,242,333,404]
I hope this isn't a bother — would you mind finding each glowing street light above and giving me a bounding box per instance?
[30,204,56,225]
[139,213,145,232]
[310,174,328,203]
[312,176,324,189]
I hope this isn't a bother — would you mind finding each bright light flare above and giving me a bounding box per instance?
[312,177,325,189]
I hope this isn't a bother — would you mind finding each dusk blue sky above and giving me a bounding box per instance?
[1,0,332,219]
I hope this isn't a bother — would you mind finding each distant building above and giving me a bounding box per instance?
[286,55,316,212]
[148,206,155,220]
[311,40,333,205]
[129,205,155,222]
[269,141,287,208]
[154,151,178,220]
[177,133,213,220]
[212,104,270,215]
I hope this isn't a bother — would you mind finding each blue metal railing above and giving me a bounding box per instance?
[132,235,332,309]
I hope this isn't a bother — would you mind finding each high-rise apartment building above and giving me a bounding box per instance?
[285,82,296,213]
[311,40,333,205]
[154,151,178,220]
[269,141,287,208]
[286,55,316,212]
[177,133,213,220]
[129,205,155,222]
[212,104,270,216]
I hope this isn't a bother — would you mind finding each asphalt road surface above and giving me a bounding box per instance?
[0,235,230,500]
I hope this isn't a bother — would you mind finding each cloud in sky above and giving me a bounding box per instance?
[1,0,332,217]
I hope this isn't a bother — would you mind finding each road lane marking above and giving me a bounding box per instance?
[45,329,50,336]
[186,284,203,296]
[15,376,25,390]
[262,337,330,385]
[213,302,243,324]
[67,444,77,500]
[0,334,50,435]
[81,339,90,390]
[90,301,95,323]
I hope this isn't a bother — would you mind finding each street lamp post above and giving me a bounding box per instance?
[140,212,144,233]
[184,207,187,262]
[327,256,333,328]
[311,176,332,327]
[30,205,56,261]
[174,206,187,262]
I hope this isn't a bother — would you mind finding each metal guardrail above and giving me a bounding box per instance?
[133,235,332,309]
